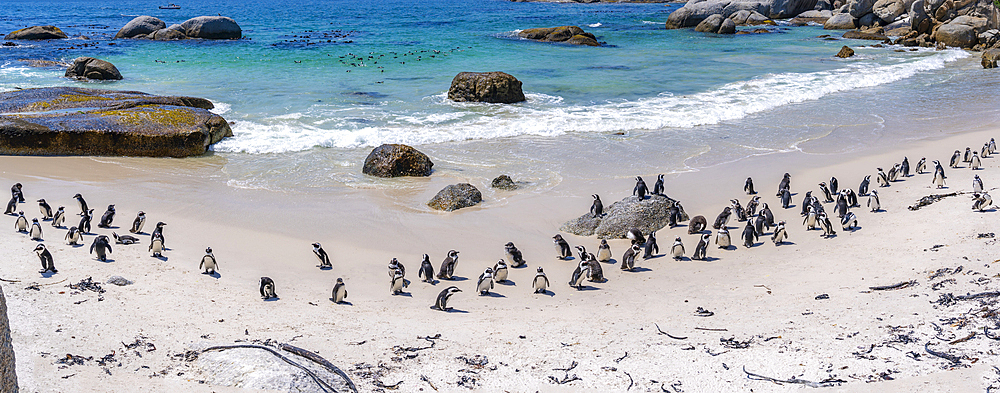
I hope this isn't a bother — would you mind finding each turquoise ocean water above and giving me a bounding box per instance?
[1,0,997,192]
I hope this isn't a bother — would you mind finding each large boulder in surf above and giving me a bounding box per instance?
[933,17,984,48]
[64,57,123,81]
[491,175,518,190]
[149,25,187,41]
[836,45,856,57]
[982,48,1000,68]
[0,284,16,393]
[729,9,776,24]
[824,12,859,29]
[4,26,67,40]
[0,87,232,157]
[447,72,526,104]
[518,26,601,46]
[665,0,819,29]
[695,14,737,33]
[428,183,483,211]
[561,194,690,239]
[114,16,166,39]
[362,144,434,177]
[180,16,242,39]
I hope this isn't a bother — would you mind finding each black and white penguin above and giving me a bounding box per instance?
[799,191,813,217]
[761,203,775,229]
[901,157,910,177]
[933,163,946,189]
[98,204,115,228]
[991,138,997,154]
[388,258,405,278]
[78,209,93,234]
[887,164,899,182]
[493,259,509,283]
[688,216,707,234]
[476,267,494,295]
[753,214,766,237]
[771,221,787,245]
[858,175,871,196]
[731,199,747,222]
[73,193,88,215]
[532,267,550,294]
[437,250,459,280]
[112,232,138,245]
[52,206,65,228]
[200,247,218,274]
[418,254,435,283]
[431,286,462,310]
[626,228,646,245]
[151,222,166,245]
[34,244,55,274]
[14,211,28,232]
[742,220,757,248]
[574,245,588,262]
[829,176,839,194]
[37,199,52,220]
[964,147,973,163]
[950,150,961,168]
[835,193,848,218]
[780,188,791,209]
[971,152,982,170]
[819,213,836,238]
[596,239,612,263]
[642,231,659,259]
[916,158,927,174]
[504,242,525,267]
[744,177,756,195]
[621,243,639,271]
[65,226,82,245]
[633,176,648,201]
[569,260,590,289]
[845,188,859,208]
[586,252,604,282]
[716,227,731,248]
[653,174,665,196]
[590,194,603,217]
[11,183,23,203]
[667,204,680,228]
[260,277,277,299]
[332,278,347,304]
[776,173,791,197]
[29,218,42,240]
[974,175,984,193]
[713,207,732,230]
[5,196,17,215]
[841,211,858,230]
[553,234,572,259]
[692,233,709,261]
[130,211,146,234]
[149,236,164,257]
[984,144,991,159]
[876,168,890,188]
[90,235,112,262]
[973,193,993,211]
[312,242,332,269]
[746,196,760,217]
[670,236,685,260]
[868,190,881,212]
[390,269,408,295]
[803,205,818,230]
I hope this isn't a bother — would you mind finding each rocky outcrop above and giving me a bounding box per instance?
[114,16,166,39]
[0,284,16,393]
[428,183,483,211]
[518,26,601,46]
[729,10,775,24]
[696,14,738,33]
[790,10,834,24]
[64,57,122,81]
[665,0,820,29]
[560,194,688,239]
[491,175,518,190]
[824,13,859,28]
[836,45,856,57]
[192,344,355,393]
[933,16,987,48]
[0,87,231,157]
[115,16,241,40]
[983,48,1000,68]
[843,27,890,39]
[872,0,910,22]
[362,144,434,177]
[4,25,67,40]
[447,72,526,104]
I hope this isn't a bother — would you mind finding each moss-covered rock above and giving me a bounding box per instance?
[4,25,67,40]
[518,26,601,46]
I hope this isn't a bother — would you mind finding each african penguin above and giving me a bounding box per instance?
[14,212,28,232]
[973,193,993,211]
[437,250,459,280]
[780,188,791,209]
[713,207,731,229]
[835,193,848,218]
[11,183,23,203]
[800,191,814,217]
[390,269,408,295]
[149,236,164,257]
[569,260,590,289]
[29,218,42,240]
[388,258,405,278]
[776,173,790,197]
[671,237,685,260]
[731,199,747,222]
[887,164,899,182]
[151,222,166,245]
[596,239,612,263]
[950,150,961,168]
[688,216,707,234]
[37,199,52,220]
[845,188,859,207]
[633,176,648,201]
[653,174,665,196]
[841,211,858,230]
[65,227,82,245]
[868,190,880,212]
[532,267,550,294]
[590,194,603,218]
[432,286,461,310]
[744,177,756,195]
[477,267,494,295]
[818,183,831,203]
[312,242,332,269]
[692,233,709,261]
[974,175,984,193]
[553,234,572,259]
[915,158,927,174]
[715,227,731,249]
[642,231,659,259]
[876,168,889,188]
[771,221,787,245]
[98,204,115,228]
[419,254,435,283]
[746,196,760,217]
[621,243,639,271]
[493,260,509,282]
[260,277,277,299]
[112,232,138,245]
[901,157,910,177]
[73,193,88,215]
[964,147,973,163]
[933,164,946,189]
[34,244,55,274]
[130,211,146,234]
[761,203,775,229]
[819,213,836,238]
[742,220,757,248]
[52,207,65,228]
[504,242,525,267]
[332,278,347,303]
[4,196,16,215]
[78,209,93,234]
[830,176,839,194]
[803,205,818,230]
[971,152,982,170]
[626,228,646,245]
[200,247,218,274]
[858,175,871,196]
[586,253,604,282]
[90,235,112,262]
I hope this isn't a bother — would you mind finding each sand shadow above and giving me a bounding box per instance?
[438,308,469,313]
[392,292,412,297]
[480,292,506,298]
[718,245,736,251]
[783,204,796,209]
[557,257,576,261]
[629,267,653,272]
[446,276,468,282]
[263,297,280,302]
[203,271,221,279]
[976,208,997,213]
[574,285,600,291]
[98,225,119,230]
[774,241,797,246]
[496,280,516,286]
[511,264,529,269]
[318,265,333,270]
[605,258,618,265]
[642,255,664,261]
[95,258,115,263]
[39,271,57,278]
[152,255,168,261]
[330,299,353,306]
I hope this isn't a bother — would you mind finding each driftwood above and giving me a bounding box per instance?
[279,343,358,392]
[624,371,634,390]
[420,374,438,391]
[199,344,355,393]
[924,342,962,365]
[957,291,1000,301]
[985,327,1000,341]
[615,352,629,363]
[908,192,959,211]
[654,324,687,339]
[549,361,581,385]
[743,366,845,388]
[694,327,728,332]
[869,281,917,291]
[949,332,975,345]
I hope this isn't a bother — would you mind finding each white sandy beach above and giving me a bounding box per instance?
[2,126,1000,392]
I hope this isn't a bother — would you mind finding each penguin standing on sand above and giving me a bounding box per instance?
[621,244,639,271]
[916,158,927,174]
[569,260,590,289]
[493,259,509,283]
[200,247,218,274]
[746,196,760,217]
[887,164,900,182]
[671,237,685,260]
[858,175,871,196]
[835,193,848,218]
[260,277,277,299]
[964,147,973,163]
[5,196,17,215]
[731,199,747,222]
[418,254,435,283]
[688,216,707,234]
[14,212,28,232]
[991,138,997,154]
[744,177,756,195]
[73,193,88,215]
[901,157,910,177]
[29,218,42,240]
[868,190,881,212]
[151,222,166,245]
[90,235,112,261]
[776,173,791,196]
[437,250,459,280]
[37,199,52,220]
[390,269,408,295]
[78,209,93,234]
[586,252,604,281]
[574,245,588,262]
[590,194,603,217]
[771,221,787,245]
[633,176,648,201]
[876,168,890,187]
[653,174,665,196]
[713,207,731,229]
[780,188,791,209]
[312,242,332,269]
[332,278,347,303]
[799,191,814,217]
[761,203,775,229]
[692,233,709,261]
[642,231,659,259]
[65,227,82,245]
[98,205,115,228]
[842,211,858,230]
[532,267,549,294]
[432,286,461,310]
[51,206,65,227]
[149,235,164,257]
[933,162,946,189]
[34,244,55,273]
[803,205,818,230]
[971,152,982,170]
[973,193,993,211]
[742,220,757,248]
[387,258,405,278]
[476,267,495,296]
[985,144,992,159]
[130,211,146,234]
[553,234,572,259]
[504,242,525,267]
[845,188,859,208]
[596,239,611,263]
[974,175,984,193]
[950,150,962,168]
[753,214,766,237]
[11,183,23,203]
[716,227,731,248]
[819,213,836,238]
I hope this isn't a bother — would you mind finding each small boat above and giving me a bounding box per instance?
[159,3,181,9]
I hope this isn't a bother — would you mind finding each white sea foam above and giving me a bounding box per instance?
[212,50,969,154]
[209,101,231,115]
[641,20,660,24]
[589,23,602,27]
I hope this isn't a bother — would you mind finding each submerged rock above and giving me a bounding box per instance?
[982,49,1000,69]
[4,25,67,40]
[518,26,601,46]
[561,194,687,239]
[114,16,166,39]
[0,87,232,157]
[180,16,242,39]
[65,57,122,81]
[362,144,434,177]
[447,72,526,104]
[836,45,856,57]
[491,175,518,190]
[428,183,483,211]
[0,284,15,393]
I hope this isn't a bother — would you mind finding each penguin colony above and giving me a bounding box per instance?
[5,139,996,311]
